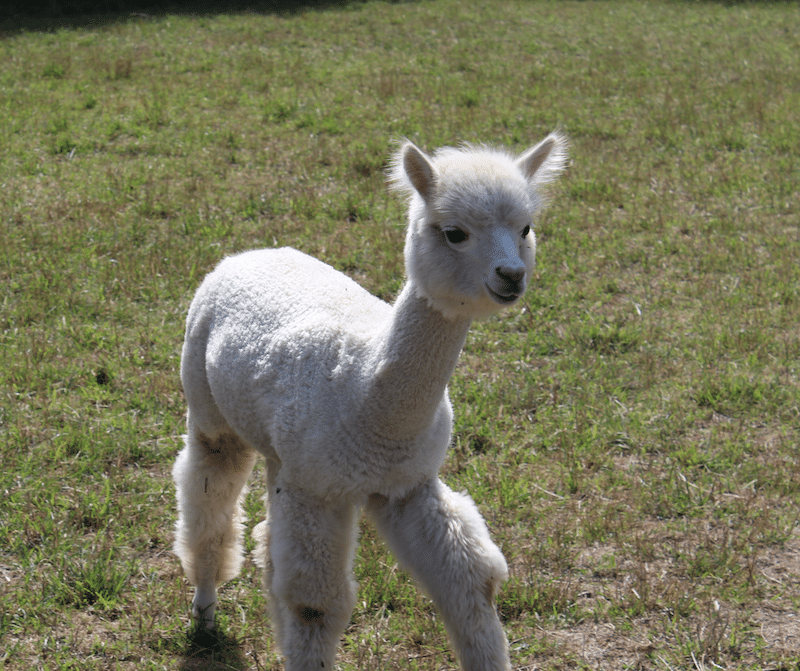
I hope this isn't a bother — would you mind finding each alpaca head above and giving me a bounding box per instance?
[390,132,568,320]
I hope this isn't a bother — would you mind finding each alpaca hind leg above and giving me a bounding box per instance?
[265,485,359,671]
[366,478,510,671]
[173,419,256,627]
[252,452,280,574]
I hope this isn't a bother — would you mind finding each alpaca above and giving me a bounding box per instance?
[172,131,568,671]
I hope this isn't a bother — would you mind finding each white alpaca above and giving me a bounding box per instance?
[173,132,568,671]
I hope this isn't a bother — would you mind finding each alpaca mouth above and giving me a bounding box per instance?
[485,283,521,305]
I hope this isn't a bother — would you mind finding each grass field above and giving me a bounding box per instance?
[1,1,799,669]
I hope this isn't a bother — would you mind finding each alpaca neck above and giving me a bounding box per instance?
[363,283,472,441]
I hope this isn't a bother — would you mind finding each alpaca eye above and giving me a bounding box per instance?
[522,225,531,238]
[444,228,468,244]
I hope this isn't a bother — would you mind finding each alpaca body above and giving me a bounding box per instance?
[173,132,568,671]
[182,247,461,501]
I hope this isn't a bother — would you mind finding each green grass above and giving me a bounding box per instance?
[1,1,799,669]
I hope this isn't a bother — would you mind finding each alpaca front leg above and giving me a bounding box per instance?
[366,478,510,671]
[172,423,256,628]
[266,485,359,671]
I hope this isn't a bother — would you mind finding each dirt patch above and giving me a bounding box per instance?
[532,534,800,669]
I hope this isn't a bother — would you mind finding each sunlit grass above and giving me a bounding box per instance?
[1,1,799,669]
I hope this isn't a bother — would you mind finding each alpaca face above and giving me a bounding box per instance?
[404,176,537,319]
[393,133,568,320]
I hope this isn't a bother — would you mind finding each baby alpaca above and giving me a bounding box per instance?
[173,131,568,671]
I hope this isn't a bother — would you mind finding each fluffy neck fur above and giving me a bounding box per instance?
[362,283,471,442]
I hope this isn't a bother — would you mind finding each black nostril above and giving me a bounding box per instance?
[496,266,525,283]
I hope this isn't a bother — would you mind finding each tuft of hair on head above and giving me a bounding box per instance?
[388,132,569,207]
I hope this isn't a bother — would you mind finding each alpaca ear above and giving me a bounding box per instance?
[516,131,569,185]
[401,142,438,202]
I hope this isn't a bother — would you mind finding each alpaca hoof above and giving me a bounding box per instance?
[191,602,217,628]
[192,587,217,628]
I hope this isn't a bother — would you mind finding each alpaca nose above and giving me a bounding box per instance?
[495,263,526,284]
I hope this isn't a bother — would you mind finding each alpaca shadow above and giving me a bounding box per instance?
[180,623,249,671]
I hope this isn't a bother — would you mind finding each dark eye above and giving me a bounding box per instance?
[444,227,469,244]
[522,225,531,238]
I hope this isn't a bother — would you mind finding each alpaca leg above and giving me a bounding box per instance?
[265,485,359,671]
[173,417,257,628]
[252,452,280,574]
[366,478,510,671]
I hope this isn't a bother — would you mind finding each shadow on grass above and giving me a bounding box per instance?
[180,623,250,671]
[1,0,403,33]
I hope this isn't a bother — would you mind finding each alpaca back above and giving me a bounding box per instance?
[183,248,388,436]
